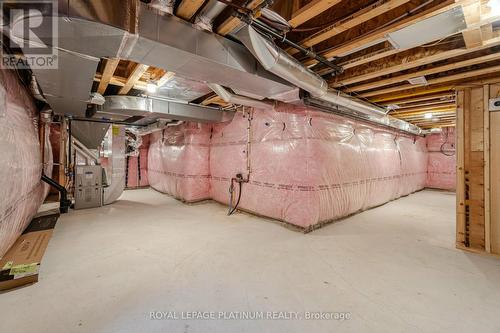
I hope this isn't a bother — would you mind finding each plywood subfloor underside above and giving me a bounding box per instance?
[1,189,500,332]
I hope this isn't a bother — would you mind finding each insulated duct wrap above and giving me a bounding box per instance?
[103,126,126,205]
[148,123,211,202]
[148,103,427,230]
[426,127,456,190]
[0,70,52,258]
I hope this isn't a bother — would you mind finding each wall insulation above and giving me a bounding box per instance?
[149,103,428,230]
[426,127,456,190]
[0,70,52,258]
[127,135,150,188]
[148,123,211,202]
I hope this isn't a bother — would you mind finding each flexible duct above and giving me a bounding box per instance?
[194,0,228,31]
[236,25,421,134]
[207,83,272,109]
[236,25,384,113]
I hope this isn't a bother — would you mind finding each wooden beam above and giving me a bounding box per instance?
[397,99,455,109]
[346,51,500,92]
[316,0,458,61]
[463,28,483,48]
[288,0,342,28]
[97,58,120,94]
[369,85,454,102]
[378,92,456,105]
[118,64,150,95]
[394,103,457,113]
[94,74,147,90]
[216,0,264,36]
[392,107,456,117]
[360,64,500,98]
[176,0,206,21]
[332,37,500,87]
[288,0,410,56]
[461,0,482,48]
[484,84,491,253]
[201,94,230,107]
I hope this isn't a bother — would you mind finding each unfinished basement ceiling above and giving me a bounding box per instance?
[86,0,500,130]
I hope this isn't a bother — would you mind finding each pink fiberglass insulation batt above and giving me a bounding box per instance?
[426,127,456,190]
[210,104,427,228]
[148,123,211,202]
[127,135,150,188]
[0,69,52,258]
[149,103,428,229]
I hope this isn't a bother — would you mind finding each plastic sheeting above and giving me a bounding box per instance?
[210,104,427,229]
[148,123,211,202]
[126,134,150,188]
[148,103,428,229]
[0,69,52,258]
[103,125,126,205]
[426,127,456,190]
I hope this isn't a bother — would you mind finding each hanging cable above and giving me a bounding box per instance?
[440,127,455,156]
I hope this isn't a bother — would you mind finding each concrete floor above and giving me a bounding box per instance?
[1,189,500,333]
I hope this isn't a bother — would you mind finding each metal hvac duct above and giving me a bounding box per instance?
[194,0,228,31]
[7,0,297,120]
[99,95,235,124]
[207,83,273,109]
[235,25,422,135]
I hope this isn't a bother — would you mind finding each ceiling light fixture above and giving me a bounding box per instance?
[424,113,433,119]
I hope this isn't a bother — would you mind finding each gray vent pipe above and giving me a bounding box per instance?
[235,25,386,115]
[194,0,228,31]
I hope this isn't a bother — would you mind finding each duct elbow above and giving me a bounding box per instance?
[208,83,272,109]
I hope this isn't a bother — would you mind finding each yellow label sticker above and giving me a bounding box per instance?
[112,126,120,136]
[2,261,13,270]
[9,263,38,275]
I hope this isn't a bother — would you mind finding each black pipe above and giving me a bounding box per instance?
[235,12,343,75]
[67,117,72,170]
[41,174,71,214]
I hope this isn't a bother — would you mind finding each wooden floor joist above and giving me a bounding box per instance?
[359,64,500,97]
[332,38,500,87]
[369,86,455,103]
[303,0,458,67]
[97,58,120,95]
[216,0,264,36]
[345,51,500,93]
[377,93,456,105]
[176,0,207,21]
[287,0,410,56]
[288,0,342,28]
[397,100,456,110]
[118,64,149,95]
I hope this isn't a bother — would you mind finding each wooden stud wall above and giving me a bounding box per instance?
[490,85,500,254]
[457,83,500,256]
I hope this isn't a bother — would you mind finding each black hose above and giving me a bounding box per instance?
[228,180,243,216]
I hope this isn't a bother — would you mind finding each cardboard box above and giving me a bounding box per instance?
[0,212,59,291]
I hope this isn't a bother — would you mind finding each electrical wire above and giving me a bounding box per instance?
[440,127,455,156]
[228,178,242,215]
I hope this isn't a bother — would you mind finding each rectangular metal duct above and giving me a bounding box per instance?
[99,96,235,124]
[71,121,110,149]
[386,6,467,50]
[9,0,298,119]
